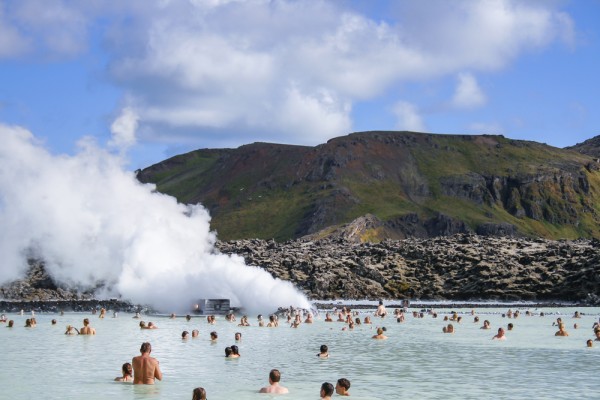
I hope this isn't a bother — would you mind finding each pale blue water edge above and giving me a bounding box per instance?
[1,306,599,400]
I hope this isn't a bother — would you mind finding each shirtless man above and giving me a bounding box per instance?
[492,327,506,340]
[132,342,162,385]
[375,300,387,318]
[372,327,388,339]
[259,369,289,394]
[80,318,96,335]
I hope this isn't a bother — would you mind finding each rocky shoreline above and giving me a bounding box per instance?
[217,234,600,305]
[2,234,600,309]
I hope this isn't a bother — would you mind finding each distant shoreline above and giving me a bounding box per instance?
[0,298,594,314]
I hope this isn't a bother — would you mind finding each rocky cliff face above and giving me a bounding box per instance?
[138,131,600,241]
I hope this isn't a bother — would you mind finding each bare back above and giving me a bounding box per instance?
[132,354,162,384]
[259,383,288,394]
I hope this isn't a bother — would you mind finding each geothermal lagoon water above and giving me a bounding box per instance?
[1,306,599,400]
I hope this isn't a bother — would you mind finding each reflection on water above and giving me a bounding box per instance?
[0,307,599,399]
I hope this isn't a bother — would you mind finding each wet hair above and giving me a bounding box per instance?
[321,382,334,396]
[225,346,232,357]
[192,387,207,400]
[337,378,351,390]
[122,362,132,376]
[140,342,151,353]
[51,319,57,325]
[269,369,281,383]
[269,315,275,322]
[83,318,90,325]
[377,328,384,335]
[210,331,218,339]
[235,332,242,338]
[231,345,239,355]
[320,344,328,353]
[182,331,189,339]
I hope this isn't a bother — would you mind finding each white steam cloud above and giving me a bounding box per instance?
[0,124,310,313]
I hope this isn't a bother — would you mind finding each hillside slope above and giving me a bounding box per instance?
[137,131,600,241]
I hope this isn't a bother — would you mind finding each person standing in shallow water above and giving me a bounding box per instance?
[259,369,289,394]
[80,318,96,335]
[132,342,162,385]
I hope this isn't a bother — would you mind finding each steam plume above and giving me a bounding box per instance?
[0,124,310,313]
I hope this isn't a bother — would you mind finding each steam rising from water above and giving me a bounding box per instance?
[0,124,310,313]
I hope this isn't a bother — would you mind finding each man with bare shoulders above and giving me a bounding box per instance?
[80,318,96,335]
[259,369,289,394]
[132,342,162,385]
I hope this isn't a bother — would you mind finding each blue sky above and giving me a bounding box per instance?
[1,0,599,169]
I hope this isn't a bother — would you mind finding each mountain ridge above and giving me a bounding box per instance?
[137,131,600,241]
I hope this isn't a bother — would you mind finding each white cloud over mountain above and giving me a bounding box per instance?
[0,0,575,148]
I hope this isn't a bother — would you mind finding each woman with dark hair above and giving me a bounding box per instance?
[114,362,133,382]
[192,387,207,400]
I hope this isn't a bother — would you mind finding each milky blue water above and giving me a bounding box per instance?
[0,306,599,399]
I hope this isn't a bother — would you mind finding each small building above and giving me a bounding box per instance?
[192,299,230,315]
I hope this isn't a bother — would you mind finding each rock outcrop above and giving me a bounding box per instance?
[3,235,599,306]
[216,235,600,303]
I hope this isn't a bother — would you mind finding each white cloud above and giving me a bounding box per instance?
[392,101,425,132]
[0,0,577,149]
[451,72,487,109]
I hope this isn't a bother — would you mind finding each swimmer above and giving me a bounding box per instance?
[186,314,192,322]
[555,323,569,337]
[324,312,333,322]
[305,313,314,323]
[182,331,189,340]
[335,378,351,396]
[372,327,388,340]
[507,323,514,331]
[595,330,600,341]
[192,387,207,400]
[210,331,218,342]
[258,314,265,327]
[481,320,491,330]
[139,321,147,329]
[474,316,480,323]
[320,382,334,400]
[114,362,133,382]
[317,344,329,358]
[51,319,57,325]
[192,329,199,338]
[231,345,240,358]
[573,311,581,318]
[80,318,96,335]
[235,332,242,341]
[492,327,506,340]
[24,318,33,328]
[132,342,162,385]
[355,317,362,325]
[64,325,79,335]
[267,315,278,328]
[442,324,454,333]
[587,339,593,348]
[238,315,250,327]
[259,369,289,394]
[7,320,14,328]
[225,346,233,357]
[364,316,372,324]
[146,322,157,329]
[375,300,387,318]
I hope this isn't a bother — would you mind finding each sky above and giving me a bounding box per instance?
[1,0,599,170]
